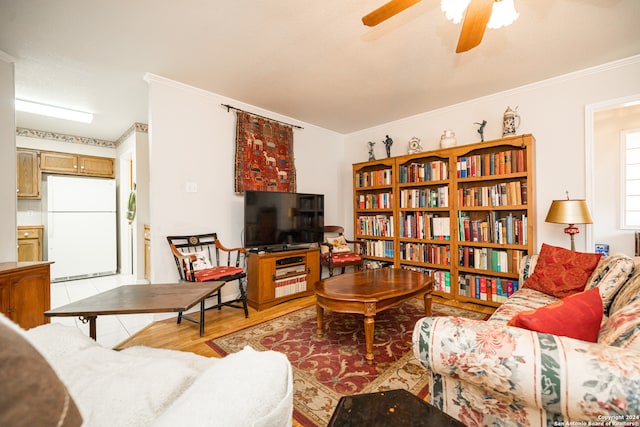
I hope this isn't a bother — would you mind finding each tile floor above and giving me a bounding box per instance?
[50,274,156,348]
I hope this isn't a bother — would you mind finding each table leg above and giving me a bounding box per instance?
[79,315,98,340]
[364,315,375,365]
[424,292,433,317]
[316,305,324,338]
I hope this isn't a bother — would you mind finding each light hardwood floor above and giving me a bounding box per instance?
[115,294,495,356]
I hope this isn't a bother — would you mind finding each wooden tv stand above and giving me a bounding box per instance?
[247,247,320,311]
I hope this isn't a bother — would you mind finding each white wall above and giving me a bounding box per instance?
[145,74,344,301]
[116,128,149,280]
[0,52,16,262]
[344,56,640,253]
[593,105,640,255]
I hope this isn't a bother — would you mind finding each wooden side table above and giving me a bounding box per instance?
[328,389,465,427]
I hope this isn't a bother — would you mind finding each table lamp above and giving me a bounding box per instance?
[544,193,594,251]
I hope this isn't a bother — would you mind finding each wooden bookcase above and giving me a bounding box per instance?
[352,134,536,307]
[246,247,320,311]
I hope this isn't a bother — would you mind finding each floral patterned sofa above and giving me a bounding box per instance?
[412,252,640,426]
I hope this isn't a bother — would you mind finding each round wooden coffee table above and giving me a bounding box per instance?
[315,268,434,364]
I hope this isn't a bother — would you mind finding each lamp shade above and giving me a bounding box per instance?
[545,199,594,225]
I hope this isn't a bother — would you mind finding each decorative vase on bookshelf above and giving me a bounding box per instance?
[440,130,457,149]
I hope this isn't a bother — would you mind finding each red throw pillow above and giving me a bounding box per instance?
[523,243,601,298]
[507,287,603,342]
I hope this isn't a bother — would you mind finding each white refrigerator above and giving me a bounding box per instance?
[46,175,117,281]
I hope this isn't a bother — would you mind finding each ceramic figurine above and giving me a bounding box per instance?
[502,106,521,137]
[440,130,457,149]
[367,141,376,160]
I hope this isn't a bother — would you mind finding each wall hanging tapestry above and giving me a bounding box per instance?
[234,111,296,194]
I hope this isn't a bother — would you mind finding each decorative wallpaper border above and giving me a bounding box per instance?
[16,122,149,148]
[116,122,149,146]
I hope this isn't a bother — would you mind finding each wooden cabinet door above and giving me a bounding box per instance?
[0,264,51,329]
[17,226,43,262]
[79,155,115,178]
[16,149,41,198]
[11,270,50,329]
[40,151,78,174]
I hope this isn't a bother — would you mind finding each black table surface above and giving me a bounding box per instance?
[328,389,465,427]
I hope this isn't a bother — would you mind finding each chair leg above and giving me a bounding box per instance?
[341,266,346,275]
[239,278,249,318]
[177,311,183,324]
[199,299,205,337]
[217,291,222,311]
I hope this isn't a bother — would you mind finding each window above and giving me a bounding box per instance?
[622,129,640,228]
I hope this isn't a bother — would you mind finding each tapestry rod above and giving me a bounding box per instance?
[221,103,304,129]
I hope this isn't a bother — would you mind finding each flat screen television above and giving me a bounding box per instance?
[244,190,324,251]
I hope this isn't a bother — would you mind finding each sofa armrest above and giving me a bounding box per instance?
[413,316,640,420]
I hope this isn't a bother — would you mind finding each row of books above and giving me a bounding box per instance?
[458,212,528,245]
[399,213,451,240]
[457,149,526,178]
[401,266,451,293]
[357,215,394,237]
[398,160,448,183]
[458,180,527,207]
[274,274,307,298]
[399,242,450,265]
[458,274,520,302]
[458,247,526,274]
[357,192,393,209]
[355,168,393,187]
[399,187,449,208]
[361,239,394,258]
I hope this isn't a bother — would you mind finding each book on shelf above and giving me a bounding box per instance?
[274,274,307,298]
[401,265,451,293]
[458,181,525,207]
[356,168,393,187]
[363,239,394,258]
[458,273,519,302]
[357,214,394,237]
[456,149,526,178]
[399,186,448,208]
[399,160,448,183]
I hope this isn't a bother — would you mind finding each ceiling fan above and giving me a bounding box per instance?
[362,0,495,53]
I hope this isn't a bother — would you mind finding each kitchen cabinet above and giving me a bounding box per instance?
[0,262,52,329]
[17,226,44,262]
[16,149,41,199]
[40,151,115,178]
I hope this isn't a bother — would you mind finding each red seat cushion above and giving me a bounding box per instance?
[193,266,244,282]
[322,252,362,265]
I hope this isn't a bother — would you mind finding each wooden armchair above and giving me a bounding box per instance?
[320,225,364,277]
[167,233,248,332]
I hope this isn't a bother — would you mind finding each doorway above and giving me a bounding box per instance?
[586,94,640,254]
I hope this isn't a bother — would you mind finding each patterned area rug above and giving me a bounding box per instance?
[207,299,488,426]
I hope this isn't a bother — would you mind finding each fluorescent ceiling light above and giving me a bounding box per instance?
[15,99,93,123]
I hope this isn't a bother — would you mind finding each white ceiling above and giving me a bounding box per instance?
[1,0,639,141]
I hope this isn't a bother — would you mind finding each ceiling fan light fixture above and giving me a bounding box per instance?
[440,0,471,24]
[486,0,519,29]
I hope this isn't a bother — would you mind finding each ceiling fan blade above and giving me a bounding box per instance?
[455,0,493,53]
[362,0,422,27]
